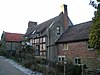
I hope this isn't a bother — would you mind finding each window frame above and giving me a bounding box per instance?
[58,56,66,62]
[87,41,94,51]
[57,26,60,35]
[74,57,81,65]
[63,43,68,50]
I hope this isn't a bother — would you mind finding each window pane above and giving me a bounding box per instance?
[40,38,42,43]
[59,58,61,61]
[40,44,43,51]
[78,59,81,64]
[43,37,46,42]
[35,39,39,43]
[62,57,64,62]
[75,59,77,64]
[43,44,46,50]
[57,26,60,35]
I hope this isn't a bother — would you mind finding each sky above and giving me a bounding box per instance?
[0,0,96,37]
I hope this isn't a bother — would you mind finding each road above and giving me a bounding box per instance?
[0,56,26,75]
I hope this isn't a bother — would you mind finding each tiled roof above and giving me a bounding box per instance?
[24,12,73,39]
[24,17,57,37]
[56,21,92,43]
[5,32,24,42]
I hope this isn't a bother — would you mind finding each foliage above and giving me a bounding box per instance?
[89,0,100,51]
[45,61,82,75]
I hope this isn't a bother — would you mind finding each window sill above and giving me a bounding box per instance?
[88,48,94,51]
[63,49,68,50]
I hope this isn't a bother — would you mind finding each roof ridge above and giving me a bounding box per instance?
[74,21,92,26]
[5,32,24,35]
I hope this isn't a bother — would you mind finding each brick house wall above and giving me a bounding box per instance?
[57,41,100,70]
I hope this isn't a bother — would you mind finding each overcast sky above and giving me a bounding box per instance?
[0,0,96,37]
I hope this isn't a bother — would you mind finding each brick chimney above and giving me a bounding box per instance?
[61,4,68,30]
[28,21,37,28]
[27,21,37,32]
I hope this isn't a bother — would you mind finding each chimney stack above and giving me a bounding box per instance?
[28,21,37,28]
[61,4,68,30]
[61,4,68,16]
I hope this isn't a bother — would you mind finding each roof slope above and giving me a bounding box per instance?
[5,32,24,42]
[24,12,73,39]
[24,17,57,37]
[56,21,92,43]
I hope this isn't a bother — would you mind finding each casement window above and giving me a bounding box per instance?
[87,41,94,50]
[35,39,39,43]
[58,56,66,62]
[57,26,60,35]
[63,43,68,50]
[74,57,81,65]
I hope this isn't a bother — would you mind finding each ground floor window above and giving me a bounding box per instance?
[58,56,66,62]
[74,57,81,65]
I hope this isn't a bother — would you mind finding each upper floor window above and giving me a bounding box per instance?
[74,57,81,65]
[57,26,60,35]
[63,43,68,50]
[36,33,39,37]
[43,37,46,42]
[87,41,94,50]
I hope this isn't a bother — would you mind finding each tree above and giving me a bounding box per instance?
[89,0,100,51]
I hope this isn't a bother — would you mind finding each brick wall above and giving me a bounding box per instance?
[57,41,99,70]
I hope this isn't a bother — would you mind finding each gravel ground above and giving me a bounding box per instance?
[0,56,42,75]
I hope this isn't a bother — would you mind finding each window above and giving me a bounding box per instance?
[43,37,46,42]
[87,41,94,50]
[40,52,46,56]
[63,44,68,50]
[43,44,46,50]
[35,45,40,56]
[57,26,60,35]
[74,57,81,65]
[36,33,39,37]
[35,39,39,43]
[58,56,66,62]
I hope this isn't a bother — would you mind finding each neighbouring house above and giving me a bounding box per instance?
[56,21,100,70]
[1,31,24,55]
[24,4,73,61]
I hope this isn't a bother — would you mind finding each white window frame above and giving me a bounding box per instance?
[74,57,81,65]
[58,56,66,62]
[63,43,68,50]
[57,26,60,35]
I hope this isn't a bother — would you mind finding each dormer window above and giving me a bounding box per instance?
[57,26,60,35]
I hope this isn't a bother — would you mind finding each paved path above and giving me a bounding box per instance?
[0,56,26,75]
